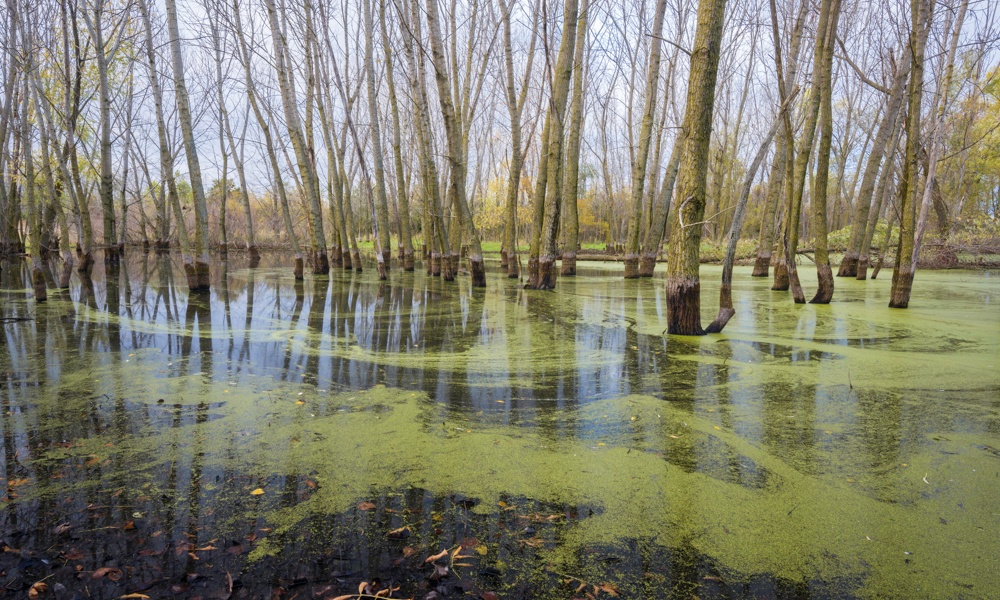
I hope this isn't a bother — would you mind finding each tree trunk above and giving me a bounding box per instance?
[232,0,303,278]
[380,0,415,270]
[889,0,931,308]
[560,0,590,277]
[624,0,668,278]
[423,0,486,286]
[809,0,842,304]
[664,0,728,335]
[706,117,781,333]
[839,51,910,277]
[165,0,211,289]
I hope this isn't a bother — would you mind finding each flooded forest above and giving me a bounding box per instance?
[1,0,999,598]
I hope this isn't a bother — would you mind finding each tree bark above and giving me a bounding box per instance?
[165,0,211,289]
[624,0,668,278]
[664,0,728,335]
[889,0,931,308]
[560,0,590,277]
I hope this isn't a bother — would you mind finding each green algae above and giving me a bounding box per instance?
[1,257,998,598]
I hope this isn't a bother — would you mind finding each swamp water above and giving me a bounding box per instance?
[0,253,998,599]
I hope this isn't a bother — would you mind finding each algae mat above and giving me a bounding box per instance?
[0,255,997,598]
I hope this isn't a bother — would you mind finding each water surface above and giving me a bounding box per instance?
[1,254,997,599]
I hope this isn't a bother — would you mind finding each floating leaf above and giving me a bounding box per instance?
[357,501,376,511]
[250,488,265,496]
[28,582,48,599]
[598,583,620,596]
[118,595,151,599]
[387,526,411,539]
[425,548,448,563]
[92,567,123,581]
[474,545,488,556]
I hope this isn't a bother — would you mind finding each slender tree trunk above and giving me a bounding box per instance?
[639,135,681,276]
[913,0,967,265]
[265,0,328,274]
[380,0,414,270]
[81,4,118,265]
[664,0,728,335]
[809,0,842,304]
[423,0,487,286]
[706,116,781,333]
[232,0,303,278]
[624,0,668,278]
[839,51,910,277]
[165,0,211,289]
[364,0,392,269]
[752,133,786,276]
[560,0,589,277]
[20,71,45,301]
[889,0,931,308]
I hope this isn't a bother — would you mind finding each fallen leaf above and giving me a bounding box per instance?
[402,546,417,557]
[474,545,488,556]
[598,583,620,596]
[92,567,123,581]
[250,488,265,496]
[357,501,376,511]
[481,593,499,600]
[118,594,151,599]
[28,582,48,599]
[387,526,411,539]
[195,545,218,551]
[425,548,449,563]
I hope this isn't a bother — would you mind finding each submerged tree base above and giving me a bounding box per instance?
[665,276,705,335]
[771,261,789,290]
[561,251,577,276]
[837,252,859,277]
[469,255,487,287]
[752,252,771,277]
[810,264,834,304]
[638,253,657,277]
[889,269,914,308]
[623,255,640,279]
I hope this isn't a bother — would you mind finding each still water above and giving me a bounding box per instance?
[1,253,998,599]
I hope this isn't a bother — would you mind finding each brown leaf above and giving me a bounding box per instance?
[481,593,499,600]
[92,567,124,581]
[226,543,244,555]
[329,596,354,600]
[28,582,48,599]
[118,595,151,599]
[401,546,417,557]
[195,545,219,551]
[424,549,448,563]
[138,549,164,557]
[357,501,376,511]
[598,583,620,596]
[386,526,411,539]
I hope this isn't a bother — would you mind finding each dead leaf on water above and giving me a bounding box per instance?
[92,567,123,581]
[357,501,376,511]
[250,488,265,496]
[424,548,448,563]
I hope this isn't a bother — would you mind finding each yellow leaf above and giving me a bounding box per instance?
[475,545,488,555]
[119,594,151,599]
[250,488,265,496]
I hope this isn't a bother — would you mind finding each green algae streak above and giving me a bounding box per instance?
[1,256,997,598]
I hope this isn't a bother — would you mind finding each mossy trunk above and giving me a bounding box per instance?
[889,0,929,308]
[664,0,728,335]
